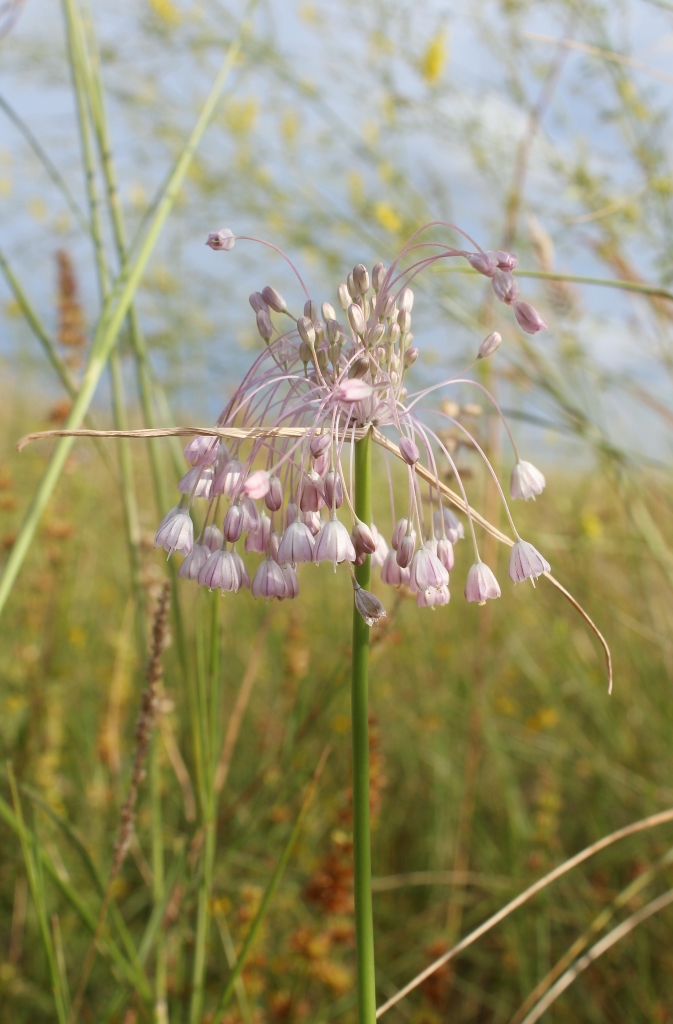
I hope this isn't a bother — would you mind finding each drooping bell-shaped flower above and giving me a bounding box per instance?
[155,508,193,556]
[381,549,410,586]
[252,558,286,599]
[212,458,244,497]
[178,465,213,499]
[417,585,450,608]
[278,520,315,564]
[198,549,241,592]
[184,435,220,467]
[409,545,449,593]
[179,542,208,581]
[281,564,299,599]
[314,516,356,568]
[241,496,261,533]
[464,561,501,603]
[203,524,223,553]
[245,513,271,554]
[509,540,550,583]
[510,460,546,501]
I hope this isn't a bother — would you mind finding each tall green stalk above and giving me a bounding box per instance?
[351,428,376,1024]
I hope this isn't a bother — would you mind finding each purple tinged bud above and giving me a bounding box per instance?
[409,545,449,593]
[326,319,340,343]
[513,300,547,334]
[314,516,356,567]
[265,475,283,512]
[240,496,261,533]
[433,507,464,543]
[464,561,501,603]
[489,250,518,271]
[352,520,376,556]
[404,346,418,368]
[261,285,286,312]
[300,470,325,512]
[387,322,401,346]
[212,459,244,498]
[297,316,316,346]
[278,520,315,563]
[492,270,519,306]
[304,299,319,322]
[206,227,235,251]
[256,309,273,342]
[368,322,385,346]
[397,309,411,333]
[252,558,286,599]
[155,508,193,555]
[466,251,497,277]
[313,453,329,478]
[396,530,416,569]
[223,503,245,543]
[243,469,271,499]
[399,437,420,465]
[310,433,332,457]
[337,283,350,310]
[353,264,370,295]
[348,356,370,379]
[437,537,454,572]
[509,539,550,583]
[324,470,343,509]
[391,517,413,550]
[510,460,546,501]
[203,524,223,553]
[179,543,208,581]
[380,294,396,320]
[381,549,410,586]
[353,583,386,626]
[372,263,387,291]
[249,291,269,313]
[347,303,366,336]
[184,435,219,467]
[335,378,373,402]
[347,271,357,300]
[478,331,502,359]
[303,510,322,536]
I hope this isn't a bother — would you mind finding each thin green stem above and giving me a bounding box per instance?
[352,429,376,1024]
[150,737,168,1023]
[0,10,251,620]
[434,264,673,301]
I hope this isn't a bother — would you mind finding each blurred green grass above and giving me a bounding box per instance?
[1,388,673,1023]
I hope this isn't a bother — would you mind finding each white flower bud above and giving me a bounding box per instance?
[398,287,414,312]
[404,346,418,368]
[353,264,370,295]
[348,303,366,336]
[347,271,358,300]
[387,322,400,345]
[381,294,396,319]
[322,302,336,322]
[478,331,501,359]
[297,316,316,346]
[368,323,385,346]
[304,299,319,322]
[397,309,411,333]
[261,286,286,312]
[337,283,350,310]
[372,262,387,291]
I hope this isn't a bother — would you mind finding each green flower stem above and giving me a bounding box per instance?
[434,263,673,301]
[352,428,377,1024]
[0,8,252,621]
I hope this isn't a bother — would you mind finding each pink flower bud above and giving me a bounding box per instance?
[381,294,396,319]
[249,291,269,313]
[256,309,273,342]
[243,469,271,499]
[261,285,286,312]
[510,460,545,501]
[335,378,373,402]
[310,433,332,457]
[313,452,329,477]
[466,251,497,277]
[437,537,454,572]
[300,470,325,512]
[381,549,410,586]
[396,530,416,569]
[391,517,414,550]
[353,264,370,295]
[352,520,376,556]
[223,503,245,543]
[265,475,283,512]
[509,539,550,583]
[488,250,518,271]
[478,331,502,359]
[353,583,386,626]
[324,470,343,509]
[337,283,350,310]
[206,227,235,251]
[398,287,414,312]
[397,309,411,333]
[513,300,547,334]
[399,437,420,465]
[304,299,319,322]
[372,263,387,291]
[183,435,219,467]
[464,561,501,603]
[492,270,519,305]
[404,346,418,368]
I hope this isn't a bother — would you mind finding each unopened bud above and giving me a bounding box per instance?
[403,331,414,349]
[397,309,411,333]
[368,322,385,346]
[304,299,319,322]
[389,353,401,374]
[492,270,519,306]
[347,271,357,300]
[381,294,396,319]
[353,583,386,627]
[324,470,343,508]
[513,300,547,334]
[352,520,377,555]
[299,340,312,364]
[388,322,401,345]
[399,437,420,465]
[478,331,501,359]
[316,348,328,372]
[206,227,235,251]
[398,287,414,312]
[349,355,370,379]
[223,503,245,542]
[249,291,269,313]
[326,319,340,343]
[314,321,325,345]
[348,303,366,336]
[322,302,336,322]
[372,262,387,291]
[310,433,332,457]
[353,264,370,295]
[256,309,273,341]
[265,475,283,512]
[337,283,350,310]
[262,285,286,312]
[466,251,497,277]
[489,250,518,271]
[396,531,416,568]
[297,316,316,346]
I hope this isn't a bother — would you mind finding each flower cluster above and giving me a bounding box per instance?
[155,222,550,623]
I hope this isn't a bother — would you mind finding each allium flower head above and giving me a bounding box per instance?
[156,221,552,615]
